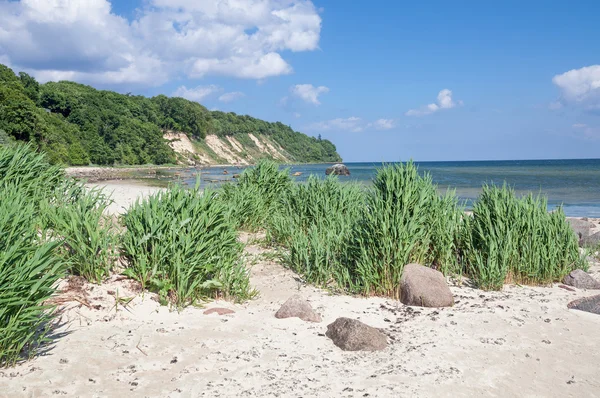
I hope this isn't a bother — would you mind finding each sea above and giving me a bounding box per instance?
[155,159,600,217]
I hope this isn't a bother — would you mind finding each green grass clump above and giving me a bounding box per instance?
[348,162,465,297]
[121,184,253,307]
[269,175,365,287]
[220,159,292,230]
[463,184,585,290]
[0,186,65,367]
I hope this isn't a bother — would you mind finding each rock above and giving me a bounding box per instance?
[275,295,321,322]
[566,218,595,241]
[325,317,387,351]
[232,174,241,179]
[562,269,600,290]
[580,231,600,248]
[223,169,229,175]
[292,171,303,176]
[203,308,235,315]
[567,294,600,315]
[400,263,454,307]
[325,164,350,176]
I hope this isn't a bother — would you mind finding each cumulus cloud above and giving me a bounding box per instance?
[406,89,462,116]
[290,84,329,105]
[553,65,600,109]
[218,91,245,102]
[0,0,322,85]
[571,123,600,140]
[173,85,221,102]
[308,117,396,132]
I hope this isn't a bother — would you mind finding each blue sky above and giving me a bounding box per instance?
[1,0,599,161]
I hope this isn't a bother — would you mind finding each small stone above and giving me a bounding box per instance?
[275,295,321,323]
[203,308,235,316]
[325,317,387,351]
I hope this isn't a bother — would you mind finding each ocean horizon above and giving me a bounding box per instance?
[166,158,600,217]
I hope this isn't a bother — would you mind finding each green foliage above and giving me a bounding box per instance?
[269,176,365,287]
[121,184,254,307]
[0,187,65,367]
[220,159,292,230]
[462,184,585,290]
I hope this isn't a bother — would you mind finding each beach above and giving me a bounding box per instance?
[1,179,599,397]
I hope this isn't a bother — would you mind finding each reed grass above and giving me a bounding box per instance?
[463,184,585,289]
[121,183,254,307]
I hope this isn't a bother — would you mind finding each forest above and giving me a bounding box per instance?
[0,64,341,165]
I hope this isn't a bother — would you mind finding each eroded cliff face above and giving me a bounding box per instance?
[164,132,291,165]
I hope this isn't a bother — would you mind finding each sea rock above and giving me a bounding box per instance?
[292,171,303,176]
[562,269,600,290]
[325,317,387,351]
[567,294,600,315]
[400,263,454,307]
[275,295,321,322]
[580,231,600,248]
[566,218,595,241]
[203,308,235,315]
[325,164,350,176]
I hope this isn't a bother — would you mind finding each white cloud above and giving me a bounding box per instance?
[293,112,301,118]
[218,91,245,102]
[406,89,462,116]
[571,123,600,140]
[572,123,587,128]
[309,117,364,132]
[0,0,322,85]
[370,118,395,130]
[308,117,396,132]
[290,84,329,105]
[553,65,600,109]
[173,85,221,102]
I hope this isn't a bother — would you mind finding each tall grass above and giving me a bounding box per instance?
[220,159,292,230]
[348,163,464,297]
[0,186,65,367]
[463,184,585,289]
[121,183,254,307]
[269,175,365,287]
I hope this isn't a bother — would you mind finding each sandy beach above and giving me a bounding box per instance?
[2,180,600,397]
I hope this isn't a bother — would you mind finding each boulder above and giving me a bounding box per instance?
[275,295,321,322]
[580,231,600,248]
[325,164,350,176]
[567,294,600,315]
[562,269,600,290]
[292,171,303,177]
[326,317,387,351]
[203,307,235,315]
[566,218,595,241]
[400,263,454,307]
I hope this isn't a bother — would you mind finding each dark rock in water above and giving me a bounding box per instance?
[203,308,235,315]
[566,218,595,241]
[580,231,600,248]
[325,163,350,176]
[275,295,321,323]
[232,174,241,179]
[326,317,387,351]
[567,294,600,315]
[562,269,600,290]
[400,263,454,307]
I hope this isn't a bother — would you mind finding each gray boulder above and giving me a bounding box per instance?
[566,218,595,241]
[562,269,600,290]
[326,317,387,351]
[400,263,454,307]
[325,164,350,176]
[580,231,600,248]
[567,294,600,315]
[275,295,321,323]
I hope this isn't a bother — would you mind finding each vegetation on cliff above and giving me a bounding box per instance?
[0,64,341,165]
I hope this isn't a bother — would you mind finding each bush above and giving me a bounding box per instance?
[463,184,585,290]
[0,186,65,367]
[220,159,292,230]
[348,162,464,297]
[121,184,253,307]
[269,175,365,287]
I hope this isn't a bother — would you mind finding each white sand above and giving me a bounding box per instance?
[87,180,164,215]
[2,182,600,397]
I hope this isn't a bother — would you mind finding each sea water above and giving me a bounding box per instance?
[168,159,600,217]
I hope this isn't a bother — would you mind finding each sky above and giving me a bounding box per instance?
[0,0,599,162]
